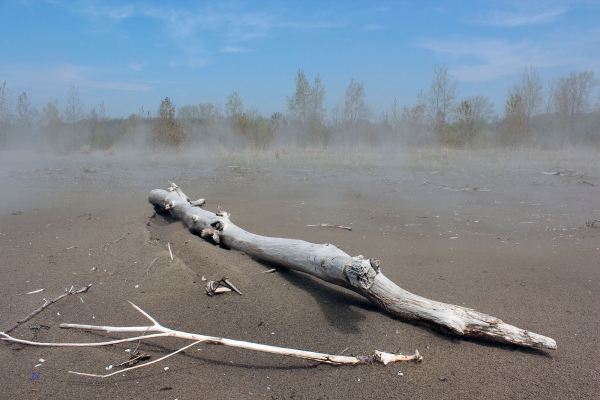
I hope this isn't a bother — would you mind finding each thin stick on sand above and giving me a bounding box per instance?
[307,223,352,231]
[146,257,158,274]
[0,302,422,377]
[222,277,242,295]
[167,242,173,260]
[4,284,91,334]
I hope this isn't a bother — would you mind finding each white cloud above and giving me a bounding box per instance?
[137,4,339,68]
[416,36,570,81]
[477,7,567,27]
[364,24,384,31]
[128,61,147,72]
[50,1,135,22]
[0,63,151,92]
[83,81,151,91]
[220,45,252,53]
[105,5,135,20]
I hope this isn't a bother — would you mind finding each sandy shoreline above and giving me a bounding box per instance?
[1,149,599,399]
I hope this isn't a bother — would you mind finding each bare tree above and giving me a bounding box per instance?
[152,97,186,149]
[390,97,401,132]
[64,82,84,124]
[286,69,326,127]
[552,71,598,142]
[139,106,152,119]
[197,102,223,138]
[177,105,200,120]
[311,75,326,123]
[225,92,244,120]
[343,78,370,127]
[512,65,543,119]
[286,69,327,144]
[225,91,247,137]
[42,100,62,126]
[0,81,13,125]
[553,71,598,119]
[455,100,475,146]
[176,105,201,140]
[16,92,32,127]
[269,112,283,136]
[419,64,458,142]
[502,93,529,147]
[199,102,222,122]
[399,102,426,145]
[468,95,495,124]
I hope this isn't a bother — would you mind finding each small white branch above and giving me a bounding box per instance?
[167,242,173,260]
[69,341,204,378]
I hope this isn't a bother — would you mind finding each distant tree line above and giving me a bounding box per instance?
[0,65,599,153]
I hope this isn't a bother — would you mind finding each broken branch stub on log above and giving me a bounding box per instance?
[148,183,556,350]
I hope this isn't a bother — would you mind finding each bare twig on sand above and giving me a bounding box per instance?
[167,242,173,260]
[4,285,92,334]
[540,167,587,178]
[420,180,490,192]
[146,257,158,274]
[104,236,125,248]
[0,302,422,377]
[223,277,242,295]
[307,223,352,231]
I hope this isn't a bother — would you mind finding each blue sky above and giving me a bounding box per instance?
[1,0,599,119]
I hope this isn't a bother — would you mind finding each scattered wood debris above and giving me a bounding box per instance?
[205,277,242,296]
[116,351,151,368]
[307,223,352,231]
[420,180,490,192]
[539,167,587,178]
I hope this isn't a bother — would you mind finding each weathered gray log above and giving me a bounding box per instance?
[149,183,556,350]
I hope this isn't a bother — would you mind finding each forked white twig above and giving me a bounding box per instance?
[0,302,422,377]
[71,340,203,378]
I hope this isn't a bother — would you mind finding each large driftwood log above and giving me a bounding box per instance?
[149,183,556,350]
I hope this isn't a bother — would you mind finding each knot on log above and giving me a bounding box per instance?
[343,257,378,290]
[370,258,381,273]
[200,227,220,244]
